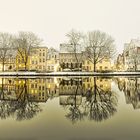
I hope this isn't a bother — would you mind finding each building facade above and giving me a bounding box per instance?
[124,39,140,71]
[46,48,59,72]
[29,47,48,72]
[115,53,125,71]
[59,43,83,71]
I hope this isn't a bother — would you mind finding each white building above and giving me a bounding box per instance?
[124,39,140,71]
[46,48,59,72]
[59,43,83,71]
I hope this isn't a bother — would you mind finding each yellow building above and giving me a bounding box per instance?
[29,47,48,72]
[16,48,30,71]
[82,58,112,72]
[16,47,48,72]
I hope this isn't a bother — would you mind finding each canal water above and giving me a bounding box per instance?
[0,76,139,140]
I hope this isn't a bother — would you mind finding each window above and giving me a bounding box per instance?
[39,86,41,90]
[31,84,34,88]
[48,66,50,70]
[35,84,37,88]
[100,85,103,88]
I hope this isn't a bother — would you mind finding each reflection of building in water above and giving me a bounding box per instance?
[123,78,140,109]
[28,79,48,102]
[59,77,117,123]
[115,78,126,92]
[59,78,83,105]
[46,78,59,99]
[59,77,112,105]
[96,78,111,91]
[0,78,17,99]
[82,77,111,93]
[0,78,60,102]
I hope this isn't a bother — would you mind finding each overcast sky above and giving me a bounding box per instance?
[0,0,140,53]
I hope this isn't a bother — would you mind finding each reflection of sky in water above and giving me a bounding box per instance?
[0,77,139,140]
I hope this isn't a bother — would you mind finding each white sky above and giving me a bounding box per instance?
[0,0,140,53]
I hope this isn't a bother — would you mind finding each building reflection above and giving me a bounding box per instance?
[122,77,140,109]
[0,77,119,122]
[59,77,118,123]
[0,78,43,121]
[0,77,61,121]
[1,77,140,122]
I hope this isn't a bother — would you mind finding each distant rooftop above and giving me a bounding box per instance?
[60,43,83,53]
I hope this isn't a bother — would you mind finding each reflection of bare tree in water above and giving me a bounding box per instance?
[60,78,85,124]
[84,77,117,122]
[64,77,118,123]
[0,78,42,121]
[66,104,85,124]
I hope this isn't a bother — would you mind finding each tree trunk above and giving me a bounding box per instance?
[2,78,4,99]
[93,63,96,72]
[134,60,137,72]
[2,61,4,72]
[94,77,97,101]
[25,62,27,71]
[93,50,96,72]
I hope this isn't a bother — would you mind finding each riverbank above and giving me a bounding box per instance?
[0,71,140,76]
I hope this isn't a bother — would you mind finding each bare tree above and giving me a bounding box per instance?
[15,32,42,71]
[0,33,14,71]
[66,29,83,70]
[84,30,116,72]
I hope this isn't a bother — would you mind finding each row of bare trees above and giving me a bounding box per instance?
[66,29,116,72]
[0,29,116,72]
[0,32,42,71]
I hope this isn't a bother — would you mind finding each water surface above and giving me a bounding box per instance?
[0,76,139,140]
